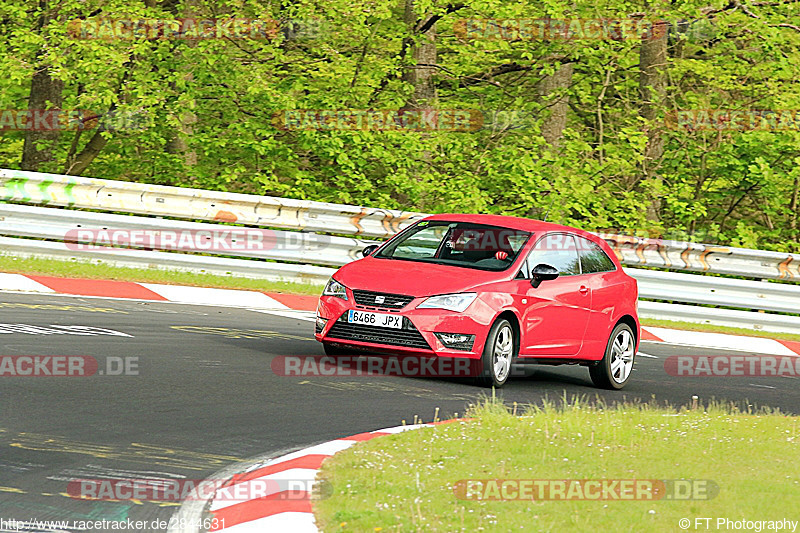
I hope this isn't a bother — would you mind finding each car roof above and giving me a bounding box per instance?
[420,213,586,235]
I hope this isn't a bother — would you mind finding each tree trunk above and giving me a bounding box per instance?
[21,1,63,172]
[67,128,109,176]
[537,62,574,149]
[397,0,439,209]
[165,107,198,167]
[639,21,668,222]
[164,0,198,170]
[401,0,437,109]
[791,173,799,231]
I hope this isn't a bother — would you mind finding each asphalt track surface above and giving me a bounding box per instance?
[1,292,798,532]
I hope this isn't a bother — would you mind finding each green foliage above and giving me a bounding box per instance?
[1,0,799,251]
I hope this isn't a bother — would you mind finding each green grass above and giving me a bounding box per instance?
[314,397,800,532]
[0,255,324,295]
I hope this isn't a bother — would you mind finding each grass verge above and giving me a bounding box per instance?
[0,255,324,295]
[314,397,799,532]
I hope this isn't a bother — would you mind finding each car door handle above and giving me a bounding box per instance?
[579,286,589,294]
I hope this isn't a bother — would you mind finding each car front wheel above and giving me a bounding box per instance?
[589,323,635,389]
[477,319,515,388]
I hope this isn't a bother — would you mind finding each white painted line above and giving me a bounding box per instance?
[0,289,244,311]
[141,283,288,310]
[636,352,659,359]
[749,384,776,389]
[374,423,434,434]
[253,309,317,322]
[0,273,55,293]
[221,513,318,533]
[643,327,798,357]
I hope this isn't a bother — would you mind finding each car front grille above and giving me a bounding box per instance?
[326,315,431,350]
[352,290,414,310]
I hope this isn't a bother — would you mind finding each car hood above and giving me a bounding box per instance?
[333,256,508,297]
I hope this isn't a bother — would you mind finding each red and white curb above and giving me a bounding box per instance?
[640,326,800,357]
[188,423,439,533]
[0,272,318,311]
[2,271,798,356]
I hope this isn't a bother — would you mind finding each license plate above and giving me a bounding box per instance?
[347,310,402,329]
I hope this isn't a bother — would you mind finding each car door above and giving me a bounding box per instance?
[514,233,593,357]
[575,235,620,355]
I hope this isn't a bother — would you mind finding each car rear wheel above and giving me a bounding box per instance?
[477,319,515,388]
[589,323,635,389]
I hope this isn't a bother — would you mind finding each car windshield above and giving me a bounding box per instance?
[374,221,531,271]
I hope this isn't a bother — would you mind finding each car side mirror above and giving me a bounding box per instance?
[362,244,379,257]
[530,263,559,288]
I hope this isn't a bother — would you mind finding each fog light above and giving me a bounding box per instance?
[315,316,328,334]
[434,332,475,351]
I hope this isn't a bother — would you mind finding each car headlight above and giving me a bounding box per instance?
[322,278,348,300]
[417,292,477,312]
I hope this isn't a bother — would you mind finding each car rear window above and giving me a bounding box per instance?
[576,236,617,273]
[522,233,581,276]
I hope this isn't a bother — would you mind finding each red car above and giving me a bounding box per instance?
[314,214,639,389]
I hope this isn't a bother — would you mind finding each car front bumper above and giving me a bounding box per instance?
[314,293,497,359]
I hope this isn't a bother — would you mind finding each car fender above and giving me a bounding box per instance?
[472,292,523,355]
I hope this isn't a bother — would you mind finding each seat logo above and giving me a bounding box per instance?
[375,296,385,304]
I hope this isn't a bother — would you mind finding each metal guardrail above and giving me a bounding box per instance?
[0,236,335,284]
[1,168,799,333]
[0,203,371,267]
[605,234,800,282]
[0,168,422,238]
[2,168,799,281]
[626,268,800,315]
[637,301,800,336]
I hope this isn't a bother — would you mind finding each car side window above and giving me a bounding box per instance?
[521,233,581,277]
[577,237,616,273]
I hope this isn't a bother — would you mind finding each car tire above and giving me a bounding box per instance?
[589,323,636,390]
[477,318,515,388]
